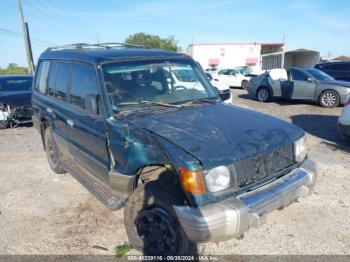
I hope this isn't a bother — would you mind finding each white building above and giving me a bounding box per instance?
[187,42,284,71]
[187,43,320,71]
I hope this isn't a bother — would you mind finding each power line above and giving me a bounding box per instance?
[22,0,96,41]
[45,0,97,35]
[0,27,54,47]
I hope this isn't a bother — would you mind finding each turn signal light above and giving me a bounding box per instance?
[178,167,206,194]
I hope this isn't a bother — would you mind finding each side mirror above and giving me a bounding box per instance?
[307,77,314,82]
[85,94,99,115]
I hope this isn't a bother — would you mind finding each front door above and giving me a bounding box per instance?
[66,62,110,183]
[289,69,316,100]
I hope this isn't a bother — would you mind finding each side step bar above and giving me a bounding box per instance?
[63,161,124,210]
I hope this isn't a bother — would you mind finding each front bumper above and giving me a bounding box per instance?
[174,159,316,243]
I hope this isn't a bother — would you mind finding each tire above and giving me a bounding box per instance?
[256,86,272,102]
[0,121,8,129]
[44,127,66,174]
[124,178,197,256]
[319,90,340,108]
[241,80,248,89]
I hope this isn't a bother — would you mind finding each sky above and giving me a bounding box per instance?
[1,0,350,68]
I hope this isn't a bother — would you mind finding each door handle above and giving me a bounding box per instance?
[46,107,53,114]
[67,119,74,127]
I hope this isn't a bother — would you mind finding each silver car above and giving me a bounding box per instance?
[338,93,350,137]
[247,67,350,107]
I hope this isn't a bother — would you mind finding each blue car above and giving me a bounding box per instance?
[0,75,33,128]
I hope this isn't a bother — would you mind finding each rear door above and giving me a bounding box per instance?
[66,62,109,183]
[46,61,71,156]
[289,68,316,100]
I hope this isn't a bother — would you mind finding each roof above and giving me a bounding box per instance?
[285,49,320,54]
[316,60,350,66]
[188,42,285,47]
[0,74,33,79]
[39,48,189,64]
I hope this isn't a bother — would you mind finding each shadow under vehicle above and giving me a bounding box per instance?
[32,43,317,255]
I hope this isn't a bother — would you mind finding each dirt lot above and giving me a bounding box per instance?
[1,89,350,255]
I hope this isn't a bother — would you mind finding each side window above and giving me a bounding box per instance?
[290,69,308,81]
[35,61,50,94]
[70,63,101,114]
[219,69,229,75]
[47,62,58,97]
[54,63,70,101]
[332,63,348,71]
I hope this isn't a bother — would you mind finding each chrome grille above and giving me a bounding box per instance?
[235,144,295,188]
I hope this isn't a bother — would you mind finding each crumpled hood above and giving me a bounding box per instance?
[321,80,350,88]
[126,103,303,168]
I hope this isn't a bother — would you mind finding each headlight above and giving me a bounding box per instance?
[204,166,231,192]
[294,135,308,162]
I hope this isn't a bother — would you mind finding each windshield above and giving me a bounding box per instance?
[236,66,252,76]
[102,60,217,111]
[305,68,334,81]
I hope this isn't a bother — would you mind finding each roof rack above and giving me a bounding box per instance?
[46,42,143,51]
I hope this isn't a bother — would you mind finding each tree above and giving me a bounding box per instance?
[0,64,29,75]
[124,32,180,51]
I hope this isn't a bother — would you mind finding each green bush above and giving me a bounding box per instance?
[0,63,29,75]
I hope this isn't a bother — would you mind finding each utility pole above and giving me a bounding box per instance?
[17,0,34,74]
[96,32,100,45]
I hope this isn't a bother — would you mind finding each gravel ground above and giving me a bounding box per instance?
[0,89,349,256]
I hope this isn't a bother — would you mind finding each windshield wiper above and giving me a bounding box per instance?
[116,100,183,109]
[180,98,220,106]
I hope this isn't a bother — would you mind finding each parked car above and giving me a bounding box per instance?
[0,75,33,129]
[338,93,350,137]
[234,66,265,77]
[247,67,350,107]
[215,68,250,89]
[205,67,219,75]
[205,72,232,103]
[33,43,316,256]
[315,61,350,82]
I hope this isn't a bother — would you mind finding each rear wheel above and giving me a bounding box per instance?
[0,121,8,129]
[124,179,197,256]
[256,86,272,102]
[241,80,248,89]
[319,90,339,108]
[44,127,66,174]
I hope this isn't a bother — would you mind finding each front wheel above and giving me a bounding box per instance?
[319,90,340,108]
[256,86,272,102]
[124,179,197,256]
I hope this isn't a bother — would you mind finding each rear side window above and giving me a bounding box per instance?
[35,61,50,94]
[70,63,100,113]
[290,69,308,81]
[54,63,70,101]
[0,78,32,91]
[322,63,350,71]
[47,62,58,97]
